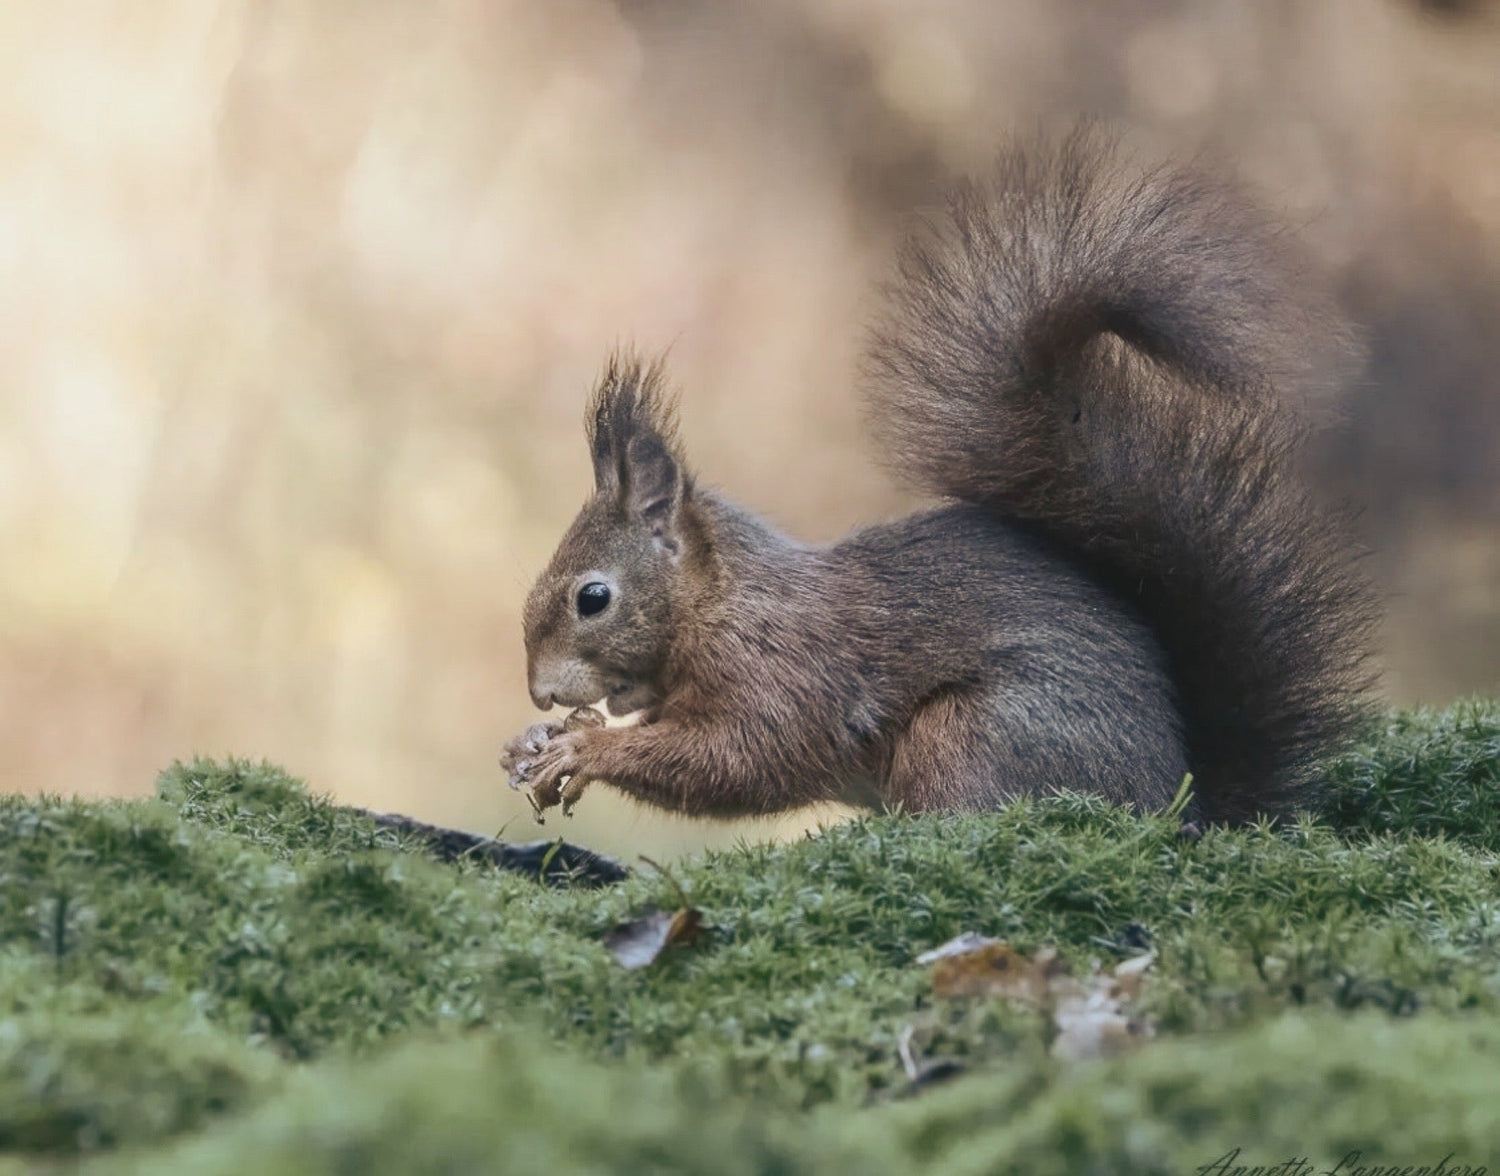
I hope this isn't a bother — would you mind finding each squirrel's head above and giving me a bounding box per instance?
[521,354,696,717]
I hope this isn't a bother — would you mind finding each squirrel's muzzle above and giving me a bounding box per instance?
[527,654,606,712]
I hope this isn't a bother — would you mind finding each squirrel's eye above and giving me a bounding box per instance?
[576,582,611,618]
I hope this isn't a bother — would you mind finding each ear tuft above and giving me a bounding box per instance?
[585,351,692,526]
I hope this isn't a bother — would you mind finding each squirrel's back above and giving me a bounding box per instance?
[863,129,1380,822]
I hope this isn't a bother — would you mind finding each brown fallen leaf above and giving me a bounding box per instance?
[603,906,703,969]
[929,941,1070,1003]
[920,933,1155,1062]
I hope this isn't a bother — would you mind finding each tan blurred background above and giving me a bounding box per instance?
[2,0,1497,858]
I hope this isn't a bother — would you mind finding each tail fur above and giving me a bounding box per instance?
[864,129,1380,822]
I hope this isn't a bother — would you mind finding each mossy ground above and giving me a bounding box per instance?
[1,701,1497,1173]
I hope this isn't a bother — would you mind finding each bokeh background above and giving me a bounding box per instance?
[3,0,1498,858]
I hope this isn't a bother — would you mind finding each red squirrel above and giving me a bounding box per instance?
[501,130,1379,825]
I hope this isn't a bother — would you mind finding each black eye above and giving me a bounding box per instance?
[576,582,611,618]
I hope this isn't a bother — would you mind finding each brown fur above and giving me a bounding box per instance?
[503,130,1380,824]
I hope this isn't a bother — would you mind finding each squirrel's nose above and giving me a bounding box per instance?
[529,688,555,710]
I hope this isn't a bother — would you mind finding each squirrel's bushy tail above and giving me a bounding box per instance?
[864,129,1379,822]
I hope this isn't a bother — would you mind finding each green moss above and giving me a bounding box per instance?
[84,1013,1500,1175]
[1,703,1498,1168]
[887,1010,1500,1175]
[0,1010,274,1155]
[155,758,430,860]
[1319,699,1500,849]
[93,1030,893,1176]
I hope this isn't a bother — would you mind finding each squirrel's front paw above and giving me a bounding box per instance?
[501,707,605,822]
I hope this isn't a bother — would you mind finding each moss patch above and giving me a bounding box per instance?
[1,701,1497,1170]
[1320,699,1500,848]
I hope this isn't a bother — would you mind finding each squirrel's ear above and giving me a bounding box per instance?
[590,430,621,495]
[589,420,683,519]
[621,432,683,549]
[586,352,689,549]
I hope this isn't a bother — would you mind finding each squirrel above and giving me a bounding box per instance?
[500,129,1380,826]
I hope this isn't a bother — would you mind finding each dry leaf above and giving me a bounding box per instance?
[1051,953,1156,1061]
[1051,990,1137,1061]
[603,906,703,969]
[1109,951,1155,1001]
[915,932,1001,965]
[921,934,1156,1062]
[929,941,1070,1003]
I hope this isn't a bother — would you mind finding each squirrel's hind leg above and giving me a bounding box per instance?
[883,688,1013,812]
[883,683,1186,814]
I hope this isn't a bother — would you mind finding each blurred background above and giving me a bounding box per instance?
[2,0,1497,858]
